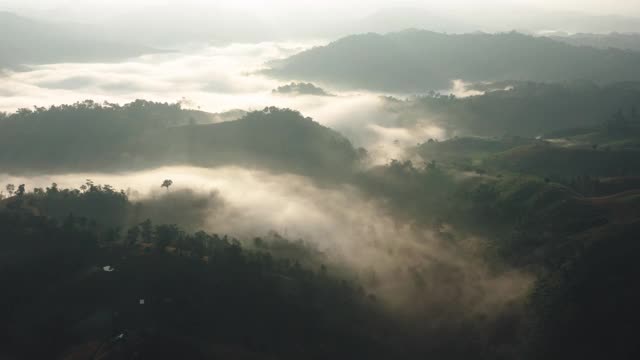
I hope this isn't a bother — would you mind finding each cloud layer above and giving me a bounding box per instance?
[1,42,461,163]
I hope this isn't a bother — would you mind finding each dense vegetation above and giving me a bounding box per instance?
[0,183,528,360]
[356,149,640,359]
[385,81,640,137]
[4,1,640,357]
[0,185,392,359]
[4,131,640,359]
[415,114,640,178]
[0,101,358,179]
[266,30,640,91]
[3,82,640,359]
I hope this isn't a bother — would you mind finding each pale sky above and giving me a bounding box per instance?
[1,0,639,18]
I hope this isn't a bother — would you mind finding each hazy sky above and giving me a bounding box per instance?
[1,0,639,18]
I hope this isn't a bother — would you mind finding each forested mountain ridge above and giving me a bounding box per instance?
[3,100,640,358]
[266,30,640,91]
[549,32,640,52]
[384,81,640,137]
[0,185,388,359]
[0,101,359,179]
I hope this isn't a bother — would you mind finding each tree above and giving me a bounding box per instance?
[161,179,173,191]
[155,224,181,251]
[427,160,438,171]
[140,219,153,244]
[47,183,59,194]
[126,225,140,246]
[105,227,121,243]
[16,184,26,197]
[5,184,15,196]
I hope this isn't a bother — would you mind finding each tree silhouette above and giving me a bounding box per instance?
[6,184,15,196]
[126,225,140,246]
[161,179,173,190]
[140,219,153,244]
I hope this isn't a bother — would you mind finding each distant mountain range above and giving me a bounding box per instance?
[359,7,640,35]
[5,4,640,48]
[549,32,640,52]
[0,12,161,68]
[266,30,640,92]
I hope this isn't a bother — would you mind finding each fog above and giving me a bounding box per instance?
[0,41,458,163]
[2,1,639,358]
[0,165,532,315]
[2,0,639,42]
[4,0,638,20]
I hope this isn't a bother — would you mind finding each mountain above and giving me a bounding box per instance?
[139,107,358,178]
[416,115,640,179]
[0,101,358,179]
[272,82,333,96]
[0,12,160,68]
[530,13,640,34]
[353,7,475,34]
[384,81,640,137]
[0,193,384,360]
[549,32,640,52]
[265,30,640,92]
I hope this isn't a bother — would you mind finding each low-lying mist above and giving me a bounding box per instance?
[0,42,479,164]
[0,165,532,320]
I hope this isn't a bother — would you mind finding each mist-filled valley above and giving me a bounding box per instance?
[3,1,640,359]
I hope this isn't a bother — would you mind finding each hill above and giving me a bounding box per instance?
[354,8,474,34]
[265,30,640,91]
[272,82,333,96]
[417,119,640,179]
[0,187,387,360]
[488,144,640,178]
[549,32,640,52]
[0,12,159,68]
[385,81,640,137]
[0,101,358,179]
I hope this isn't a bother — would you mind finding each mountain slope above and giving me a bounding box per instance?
[549,32,640,52]
[385,81,640,137]
[0,12,159,68]
[266,30,640,91]
[0,102,358,179]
